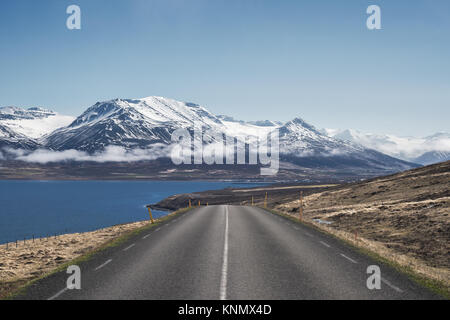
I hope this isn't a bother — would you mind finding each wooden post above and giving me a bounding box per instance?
[251,196,254,206]
[198,200,201,207]
[299,191,303,221]
[189,199,191,208]
[147,206,154,224]
[264,192,268,208]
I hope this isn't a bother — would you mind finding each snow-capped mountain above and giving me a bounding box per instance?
[0,124,39,149]
[1,96,417,174]
[323,128,450,165]
[44,97,224,152]
[0,106,74,149]
[277,119,414,171]
[412,151,450,165]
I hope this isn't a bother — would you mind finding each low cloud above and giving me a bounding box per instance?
[365,136,450,159]
[2,145,173,164]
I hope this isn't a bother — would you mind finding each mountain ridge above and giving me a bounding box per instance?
[0,96,419,176]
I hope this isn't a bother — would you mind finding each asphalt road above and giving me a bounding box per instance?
[16,205,440,300]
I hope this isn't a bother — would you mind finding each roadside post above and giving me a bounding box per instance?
[146,205,154,224]
[198,200,201,207]
[252,196,254,206]
[189,199,191,208]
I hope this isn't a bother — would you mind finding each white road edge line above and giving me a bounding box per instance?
[47,287,68,300]
[382,277,403,293]
[142,233,151,239]
[94,259,112,271]
[340,253,358,264]
[123,243,135,251]
[155,227,161,232]
[220,205,229,300]
[305,232,313,237]
[319,241,331,248]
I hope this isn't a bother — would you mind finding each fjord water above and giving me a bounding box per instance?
[0,180,264,244]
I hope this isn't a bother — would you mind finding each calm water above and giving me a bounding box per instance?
[0,180,264,244]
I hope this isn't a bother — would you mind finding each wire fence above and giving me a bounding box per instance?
[0,216,163,251]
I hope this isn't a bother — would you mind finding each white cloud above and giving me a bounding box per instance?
[3,145,173,164]
[325,129,450,160]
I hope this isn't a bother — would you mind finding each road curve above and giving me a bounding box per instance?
[15,205,439,300]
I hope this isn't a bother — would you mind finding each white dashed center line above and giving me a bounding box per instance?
[220,206,229,300]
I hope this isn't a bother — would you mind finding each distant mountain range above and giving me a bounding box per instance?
[0,106,74,150]
[0,96,436,178]
[322,129,450,165]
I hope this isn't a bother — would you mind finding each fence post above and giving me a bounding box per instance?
[146,205,154,224]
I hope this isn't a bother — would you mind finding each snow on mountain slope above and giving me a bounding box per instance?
[323,128,450,164]
[413,151,450,165]
[1,96,417,173]
[44,97,225,152]
[221,120,277,143]
[279,119,415,171]
[0,124,39,149]
[39,96,416,172]
[0,107,74,140]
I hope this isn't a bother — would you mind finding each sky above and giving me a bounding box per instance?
[0,0,449,137]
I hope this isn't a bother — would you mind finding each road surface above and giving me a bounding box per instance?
[16,205,439,300]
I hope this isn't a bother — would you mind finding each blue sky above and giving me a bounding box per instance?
[0,0,449,136]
